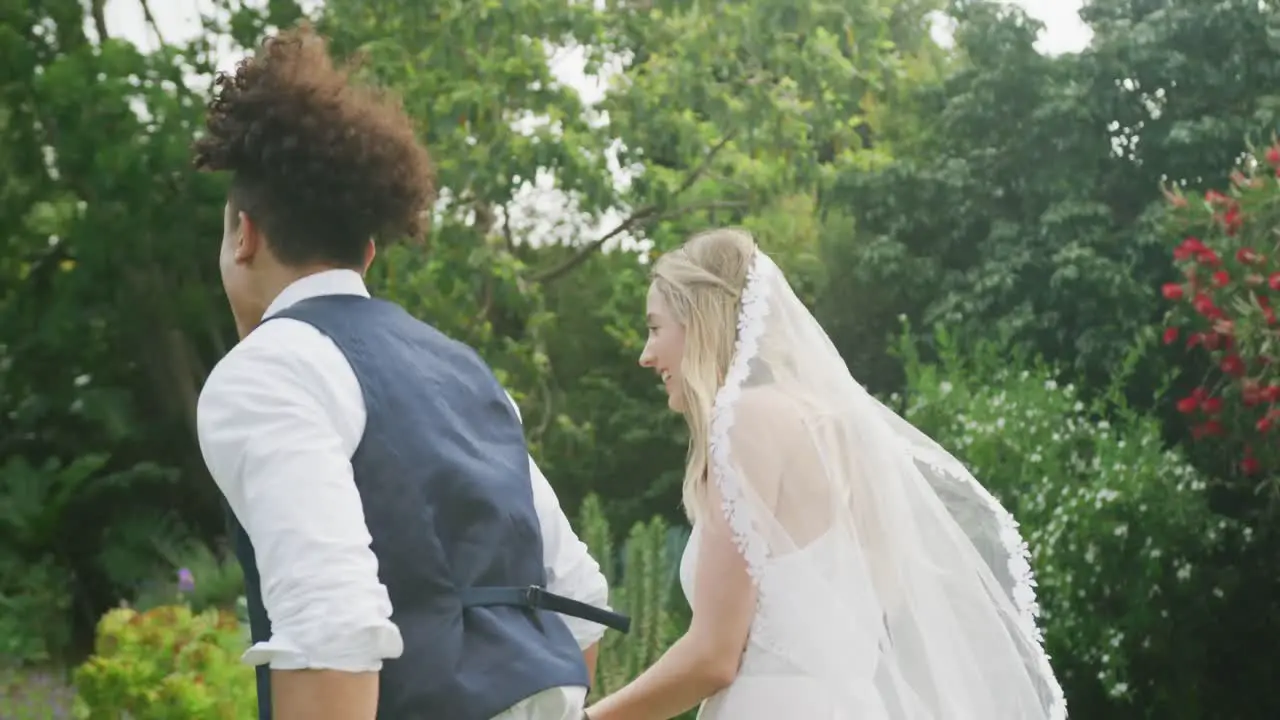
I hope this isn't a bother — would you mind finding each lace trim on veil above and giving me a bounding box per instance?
[707,249,795,668]
[916,451,1046,638]
[708,250,819,681]
[708,249,774,581]
[913,451,1067,718]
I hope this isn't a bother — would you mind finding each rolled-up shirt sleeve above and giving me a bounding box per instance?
[197,327,403,672]
[505,393,612,649]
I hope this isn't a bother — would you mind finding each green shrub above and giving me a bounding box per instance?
[72,605,254,719]
[897,328,1237,716]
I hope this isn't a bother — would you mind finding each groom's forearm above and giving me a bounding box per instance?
[583,642,600,685]
[272,669,379,720]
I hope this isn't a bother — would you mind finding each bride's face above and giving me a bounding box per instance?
[639,283,687,412]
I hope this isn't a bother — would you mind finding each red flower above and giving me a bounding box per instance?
[1267,145,1280,166]
[1174,237,1206,261]
[1193,293,1222,319]
[1206,190,1230,204]
[1242,456,1261,475]
[1269,273,1280,292]
[1236,248,1262,264]
[1213,270,1230,287]
[1162,327,1179,345]
[1220,205,1243,235]
[1202,396,1223,414]
[1243,380,1263,406]
[1259,416,1273,434]
[1203,332,1223,351]
[1197,248,1222,265]
[1161,283,1184,300]
[1264,385,1280,403]
[1192,420,1224,439]
[1221,354,1246,377]
[1186,332,1205,349]
[1176,395,1201,414]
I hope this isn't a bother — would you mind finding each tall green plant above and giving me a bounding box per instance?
[578,494,692,716]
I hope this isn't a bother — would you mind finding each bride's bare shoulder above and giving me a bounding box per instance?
[727,385,807,436]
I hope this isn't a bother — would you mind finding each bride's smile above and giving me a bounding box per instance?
[640,283,688,412]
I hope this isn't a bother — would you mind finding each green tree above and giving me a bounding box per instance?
[825,0,1280,397]
[0,0,256,659]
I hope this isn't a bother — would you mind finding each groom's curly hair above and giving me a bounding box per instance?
[193,23,435,267]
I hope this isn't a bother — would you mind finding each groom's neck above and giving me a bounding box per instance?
[240,262,362,339]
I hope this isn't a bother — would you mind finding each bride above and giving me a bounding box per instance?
[583,228,1066,720]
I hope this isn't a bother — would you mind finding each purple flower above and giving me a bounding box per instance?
[178,567,195,593]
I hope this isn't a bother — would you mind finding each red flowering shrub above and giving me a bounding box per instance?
[1161,142,1280,478]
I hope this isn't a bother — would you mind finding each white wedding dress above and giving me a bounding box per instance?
[679,525,889,720]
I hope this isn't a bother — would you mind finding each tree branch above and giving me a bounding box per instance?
[531,206,659,283]
[532,200,744,283]
[138,0,167,46]
[91,0,109,44]
[672,132,735,196]
[531,132,738,284]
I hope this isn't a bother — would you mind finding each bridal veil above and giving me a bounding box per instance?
[705,247,1066,719]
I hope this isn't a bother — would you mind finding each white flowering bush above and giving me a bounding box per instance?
[894,329,1239,711]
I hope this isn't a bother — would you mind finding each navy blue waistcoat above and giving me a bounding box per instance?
[226,294,588,720]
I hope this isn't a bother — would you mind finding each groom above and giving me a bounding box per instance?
[192,25,626,720]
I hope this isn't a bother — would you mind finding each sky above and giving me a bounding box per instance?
[100,0,1093,246]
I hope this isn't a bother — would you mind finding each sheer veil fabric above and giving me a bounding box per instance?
[702,248,1066,719]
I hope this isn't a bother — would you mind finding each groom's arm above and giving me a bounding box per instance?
[198,321,404,720]
[506,394,611,682]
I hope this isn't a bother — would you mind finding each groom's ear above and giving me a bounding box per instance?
[234,210,263,263]
[362,239,376,274]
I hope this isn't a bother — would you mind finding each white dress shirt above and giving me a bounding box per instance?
[197,269,610,695]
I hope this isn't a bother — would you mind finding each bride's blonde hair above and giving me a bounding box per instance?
[650,228,756,521]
